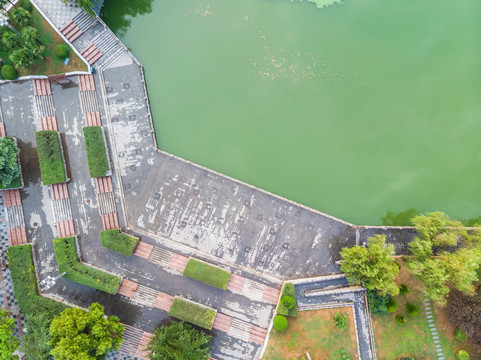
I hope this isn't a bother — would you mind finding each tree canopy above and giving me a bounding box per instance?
[21,313,53,360]
[0,137,20,188]
[407,212,481,305]
[147,321,211,360]
[340,234,400,296]
[0,309,18,360]
[49,303,124,360]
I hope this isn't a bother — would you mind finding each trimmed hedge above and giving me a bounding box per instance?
[83,126,110,178]
[277,283,298,317]
[1,65,18,80]
[7,244,67,317]
[101,229,138,257]
[273,315,288,332]
[54,44,69,59]
[183,258,231,290]
[35,131,66,185]
[0,137,21,189]
[168,298,216,330]
[53,236,121,295]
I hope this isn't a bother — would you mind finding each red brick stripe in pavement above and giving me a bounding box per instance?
[133,241,153,259]
[226,273,245,293]
[57,220,75,238]
[78,74,95,92]
[51,183,69,200]
[262,286,281,305]
[118,279,138,298]
[96,176,113,194]
[33,79,51,96]
[8,228,27,246]
[2,189,21,207]
[84,111,101,126]
[101,212,119,230]
[40,116,58,131]
[0,123,5,137]
[135,331,153,359]
[249,325,268,345]
[168,253,189,272]
[212,313,232,332]
[153,292,174,312]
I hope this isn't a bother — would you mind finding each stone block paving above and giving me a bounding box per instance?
[424,296,445,360]
[34,0,82,29]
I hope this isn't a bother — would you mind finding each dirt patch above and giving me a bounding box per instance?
[263,306,359,360]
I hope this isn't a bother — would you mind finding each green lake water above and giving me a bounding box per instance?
[101,0,481,225]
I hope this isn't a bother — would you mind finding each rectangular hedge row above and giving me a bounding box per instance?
[0,137,22,189]
[53,236,121,295]
[7,244,68,317]
[35,130,66,185]
[277,282,298,317]
[83,126,110,178]
[100,229,138,257]
[183,258,231,290]
[168,297,216,330]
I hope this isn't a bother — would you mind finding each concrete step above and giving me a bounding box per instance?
[227,318,251,342]
[5,205,25,229]
[52,198,73,223]
[118,324,143,356]
[79,90,99,113]
[72,10,96,32]
[148,246,172,268]
[131,284,158,308]
[97,191,116,215]
[35,95,55,118]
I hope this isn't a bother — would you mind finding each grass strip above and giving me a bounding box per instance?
[7,244,68,317]
[168,298,216,330]
[100,229,138,257]
[53,236,121,295]
[35,130,66,185]
[83,126,110,178]
[277,282,298,317]
[183,258,231,290]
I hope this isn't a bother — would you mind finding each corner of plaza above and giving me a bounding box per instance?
[0,1,469,360]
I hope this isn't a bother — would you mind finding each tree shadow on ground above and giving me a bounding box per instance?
[100,0,154,36]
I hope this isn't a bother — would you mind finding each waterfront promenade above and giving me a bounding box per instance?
[0,1,418,359]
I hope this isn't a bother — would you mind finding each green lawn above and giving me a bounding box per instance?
[83,127,110,178]
[100,229,138,256]
[35,130,66,185]
[168,298,216,330]
[53,236,121,295]
[183,258,231,290]
[263,307,358,359]
[7,244,68,317]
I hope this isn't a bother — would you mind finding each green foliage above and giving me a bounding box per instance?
[35,131,66,185]
[100,229,138,256]
[76,0,95,17]
[339,348,352,360]
[281,295,296,310]
[381,208,418,226]
[21,313,54,360]
[340,235,400,296]
[333,312,347,330]
[7,244,68,317]
[147,321,212,360]
[49,303,124,360]
[386,299,397,313]
[168,298,216,330]
[399,284,409,295]
[83,126,110,178]
[54,44,69,59]
[18,0,33,11]
[10,7,31,26]
[2,31,21,49]
[0,309,18,360]
[1,65,18,80]
[289,0,341,9]
[367,289,391,315]
[53,236,121,294]
[406,303,419,317]
[0,137,20,189]
[456,350,470,360]
[183,258,231,290]
[9,48,34,69]
[273,315,288,332]
[395,314,406,325]
[454,328,467,343]
[407,212,481,305]
[277,283,298,317]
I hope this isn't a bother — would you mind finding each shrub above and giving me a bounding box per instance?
[406,303,419,317]
[54,44,69,59]
[0,137,21,189]
[35,131,66,185]
[333,312,348,330]
[7,245,67,317]
[399,284,409,295]
[53,236,121,294]
[1,65,18,80]
[100,229,138,257]
[168,298,216,330]
[386,298,398,313]
[273,315,288,332]
[339,348,352,360]
[476,284,481,294]
[183,258,231,290]
[457,350,469,360]
[277,283,298,317]
[395,314,406,325]
[83,126,110,178]
[454,328,468,343]
[281,295,296,310]
[367,289,391,315]
[18,0,33,11]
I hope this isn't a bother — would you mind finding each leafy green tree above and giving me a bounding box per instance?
[25,42,45,61]
[21,313,54,360]
[2,31,20,49]
[340,234,400,296]
[0,137,20,188]
[9,48,33,69]
[76,0,95,16]
[381,208,418,226]
[10,7,31,26]
[407,212,481,305]
[21,26,37,44]
[147,321,211,360]
[0,310,18,360]
[49,303,124,360]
